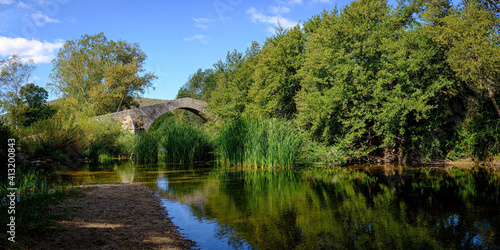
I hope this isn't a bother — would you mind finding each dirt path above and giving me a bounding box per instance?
[28,183,196,249]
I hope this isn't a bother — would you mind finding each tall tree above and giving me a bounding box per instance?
[177,68,217,101]
[423,0,500,118]
[245,25,306,120]
[49,33,157,115]
[0,55,36,129]
[296,0,456,162]
[464,0,500,16]
[208,45,260,121]
[19,83,56,127]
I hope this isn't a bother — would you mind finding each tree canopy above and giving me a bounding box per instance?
[49,32,157,115]
[0,55,36,129]
[181,0,500,163]
[19,83,56,127]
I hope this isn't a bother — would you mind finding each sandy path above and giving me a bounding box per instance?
[29,183,196,250]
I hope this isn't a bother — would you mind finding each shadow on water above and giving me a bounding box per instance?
[52,162,500,249]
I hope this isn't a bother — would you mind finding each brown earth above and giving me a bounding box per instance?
[22,183,196,250]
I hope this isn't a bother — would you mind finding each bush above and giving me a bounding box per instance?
[451,105,500,162]
[0,121,14,180]
[116,132,137,158]
[82,118,123,163]
[17,111,84,161]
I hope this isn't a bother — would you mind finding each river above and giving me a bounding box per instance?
[52,162,500,249]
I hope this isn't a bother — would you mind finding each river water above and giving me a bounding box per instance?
[52,162,500,249]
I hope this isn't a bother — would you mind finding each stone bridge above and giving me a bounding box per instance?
[96,98,208,133]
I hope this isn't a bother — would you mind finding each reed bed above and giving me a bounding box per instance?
[158,121,213,163]
[216,118,302,168]
[134,131,160,163]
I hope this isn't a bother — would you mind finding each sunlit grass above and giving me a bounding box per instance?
[0,167,79,246]
[158,121,213,164]
[215,118,302,168]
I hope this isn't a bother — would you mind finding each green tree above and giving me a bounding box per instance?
[464,0,500,16]
[295,0,456,163]
[177,68,216,101]
[19,83,56,127]
[49,33,157,115]
[245,25,306,120]
[423,0,500,118]
[208,44,261,121]
[0,55,36,129]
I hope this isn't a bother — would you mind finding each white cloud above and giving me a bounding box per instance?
[31,12,60,26]
[193,17,215,23]
[246,7,298,29]
[183,34,212,44]
[193,17,214,30]
[17,1,61,27]
[0,0,14,4]
[312,0,333,3]
[0,37,64,63]
[288,0,302,5]
[270,6,290,15]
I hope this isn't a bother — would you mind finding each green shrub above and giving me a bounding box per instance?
[452,106,500,162]
[17,111,84,161]
[0,121,14,180]
[116,132,137,158]
[98,152,114,164]
[84,118,123,163]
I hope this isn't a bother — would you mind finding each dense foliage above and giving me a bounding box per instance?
[49,32,157,115]
[0,55,37,129]
[179,0,500,164]
[0,0,498,167]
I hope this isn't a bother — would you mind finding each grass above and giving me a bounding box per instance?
[216,118,302,168]
[215,119,247,166]
[0,168,80,247]
[134,131,160,163]
[158,121,213,163]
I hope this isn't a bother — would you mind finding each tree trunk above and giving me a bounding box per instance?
[487,81,500,118]
[116,90,128,112]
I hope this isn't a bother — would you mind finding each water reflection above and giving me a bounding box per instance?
[53,163,500,249]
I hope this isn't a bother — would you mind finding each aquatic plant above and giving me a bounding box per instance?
[134,130,159,163]
[215,118,302,168]
[158,121,213,163]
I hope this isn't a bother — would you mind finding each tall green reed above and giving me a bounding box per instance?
[216,118,302,168]
[158,121,213,163]
[215,119,247,165]
[134,130,159,163]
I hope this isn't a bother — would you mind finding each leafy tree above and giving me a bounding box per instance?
[295,0,456,163]
[464,0,500,16]
[245,25,305,120]
[177,68,217,101]
[0,55,36,129]
[19,83,56,127]
[423,0,500,118]
[208,44,261,121]
[49,33,157,115]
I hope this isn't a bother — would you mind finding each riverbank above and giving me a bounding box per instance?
[15,183,196,249]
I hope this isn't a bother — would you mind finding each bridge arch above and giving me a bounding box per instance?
[96,98,209,134]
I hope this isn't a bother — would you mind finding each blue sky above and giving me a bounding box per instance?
[1,0,402,101]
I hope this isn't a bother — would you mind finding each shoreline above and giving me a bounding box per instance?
[16,183,196,250]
